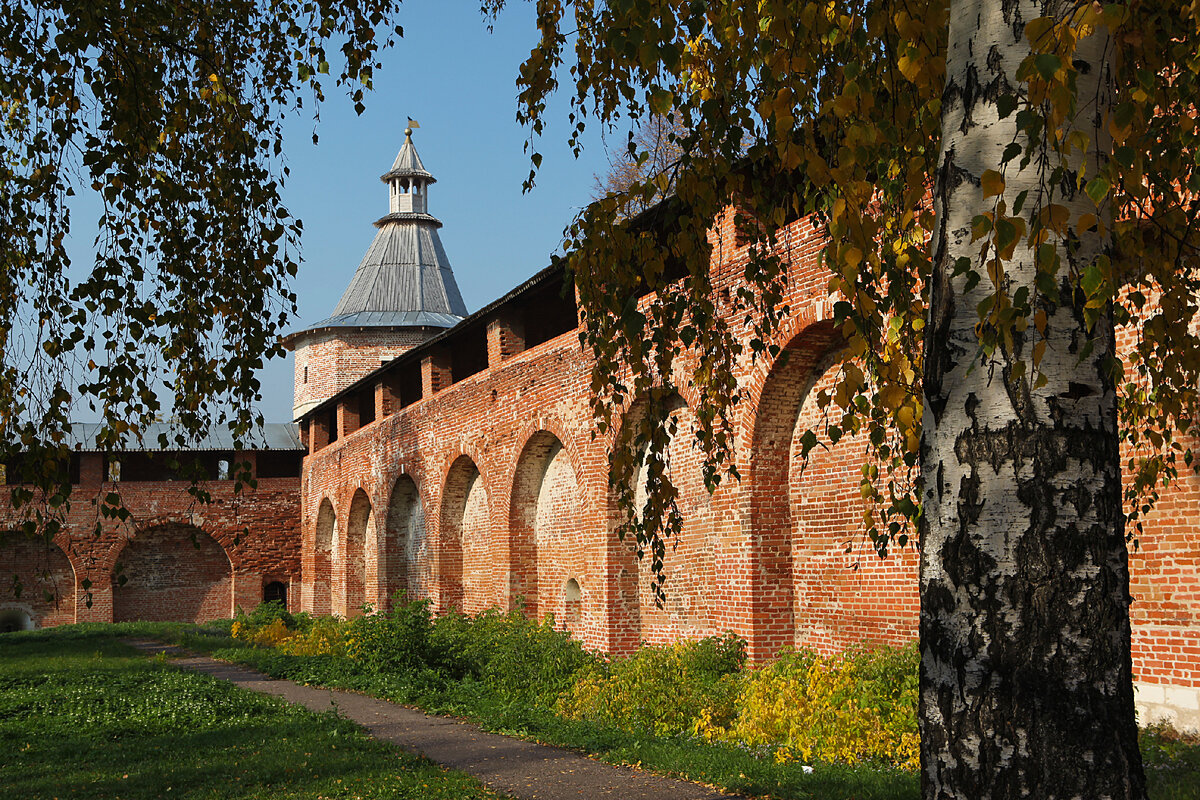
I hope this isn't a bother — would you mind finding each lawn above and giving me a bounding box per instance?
[0,628,509,800]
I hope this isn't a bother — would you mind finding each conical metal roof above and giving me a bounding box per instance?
[326,217,468,324]
[290,129,468,335]
[381,128,436,182]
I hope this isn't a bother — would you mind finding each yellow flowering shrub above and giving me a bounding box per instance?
[246,618,294,648]
[557,634,744,736]
[277,615,347,657]
[696,645,919,770]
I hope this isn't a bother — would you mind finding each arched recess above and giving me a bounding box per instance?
[744,320,839,659]
[384,474,426,608]
[511,430,595,629]
[440,456,489,612]
[0,532,76,627]
[624,392,717,644]
[345,489,372,616]
[312,499,335,614]
[113,523,233,623]
[786,346,920,652]
[562,577,583,637]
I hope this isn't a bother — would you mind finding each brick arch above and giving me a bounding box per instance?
[603,390,718,646]
[383,472,425,608]
[0,531,77,628]
[740,318,841,660]
[509,429,594,624]
[112,523,233,623]
[344,488,373,617]
[506,414,595,503]
[311,498,335,614]
[439,454,491,613]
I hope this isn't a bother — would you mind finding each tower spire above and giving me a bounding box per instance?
[283,125,469,418]
[382,126,435,216]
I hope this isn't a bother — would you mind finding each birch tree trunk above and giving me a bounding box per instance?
[920,1,1146,797]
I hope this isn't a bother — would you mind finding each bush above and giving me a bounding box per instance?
[277,615,347,657]
[429,608,596,707]
[345,596,435,674]
[231,600,301,646]
[698,643,919,769]
[558,633,746,736]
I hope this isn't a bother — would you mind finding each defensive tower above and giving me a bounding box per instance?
[284,127,468,418]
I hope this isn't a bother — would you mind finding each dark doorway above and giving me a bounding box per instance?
[263,581,287,607]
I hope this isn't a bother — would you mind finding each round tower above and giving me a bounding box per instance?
[284,128,469,419]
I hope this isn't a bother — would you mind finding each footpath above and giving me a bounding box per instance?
[124,639,739,800]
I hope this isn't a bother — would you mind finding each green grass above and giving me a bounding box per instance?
[149,621,921,800]
[0,627,508,800]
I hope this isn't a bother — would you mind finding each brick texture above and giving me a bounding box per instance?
[0,456,300,626]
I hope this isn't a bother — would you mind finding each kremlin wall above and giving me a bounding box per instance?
[1,130,1196,730]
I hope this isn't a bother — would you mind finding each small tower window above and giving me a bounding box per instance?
[304,366,308,384]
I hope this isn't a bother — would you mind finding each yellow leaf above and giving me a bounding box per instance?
[981,169,1005,199]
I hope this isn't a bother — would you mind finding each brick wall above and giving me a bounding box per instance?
[0,533,76,628]
[291,327,436,418]
[0,461,301,626]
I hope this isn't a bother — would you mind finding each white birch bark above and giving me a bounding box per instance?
[920,1,1144,797]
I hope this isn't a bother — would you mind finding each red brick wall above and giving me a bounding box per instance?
[0,467,300,627]
[295,204,1199,717]
[292,327,435,418]
[0,533,76,628]
[113,523,234,623]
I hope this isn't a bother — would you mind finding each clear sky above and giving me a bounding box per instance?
[258,1,611,422]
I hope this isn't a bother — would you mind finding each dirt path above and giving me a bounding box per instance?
[124,639,739,800]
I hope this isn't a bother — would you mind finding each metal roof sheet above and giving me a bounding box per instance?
[303,310,466,329]
[64,422,304,452]
[329,221,469,319]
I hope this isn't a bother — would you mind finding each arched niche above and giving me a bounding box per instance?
[384,474,425,607]
[0,531,76,628]
[113,523,233,623]
[312,499,335,614]
[344,489,372,616]
[440,456,488,612]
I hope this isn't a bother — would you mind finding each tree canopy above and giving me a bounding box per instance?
[0,0,403,533]
[496,0,1197,558]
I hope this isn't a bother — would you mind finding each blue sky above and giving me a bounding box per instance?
[259,1,609,422]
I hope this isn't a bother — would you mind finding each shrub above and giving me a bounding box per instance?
[277,615,348,657]
[558,633,746,736]
[429,608,596,707]
[231,600,301,644]
[698,643,919,769]
[345,596,434,674]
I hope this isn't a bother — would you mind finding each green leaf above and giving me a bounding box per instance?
[649,88,674,116]
[1081,264,1104,296]
[1034,54,1061,81]
[1084,175,1110,206]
